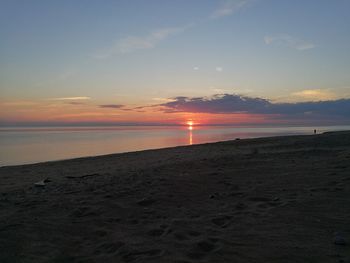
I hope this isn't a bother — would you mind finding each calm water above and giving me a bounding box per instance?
[1,125,349,166]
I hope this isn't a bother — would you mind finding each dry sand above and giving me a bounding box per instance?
[1,131,350,262]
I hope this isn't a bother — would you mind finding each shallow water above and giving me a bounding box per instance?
[0,125,349,166]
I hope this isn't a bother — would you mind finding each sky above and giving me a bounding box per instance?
[1,0,350,126]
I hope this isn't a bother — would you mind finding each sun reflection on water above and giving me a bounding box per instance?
[189,129,193,145]
[187,121,194,145]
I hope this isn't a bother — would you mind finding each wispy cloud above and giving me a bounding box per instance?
[94,24,193,58]
[56,112,121,118]
[93,1,255,58]
[291,89,336,101]
[152,98,175,102]
[211,0,254,18]
[49,97,91,101]
[264,34,315,51]
[1,101,38,106]
[99,104,124,109]
[66,101,87,105]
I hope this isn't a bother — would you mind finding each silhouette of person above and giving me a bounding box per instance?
[314,129,317,134]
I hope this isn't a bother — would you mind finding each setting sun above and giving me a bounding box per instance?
[186,120,194,126]
[186,120,194,131]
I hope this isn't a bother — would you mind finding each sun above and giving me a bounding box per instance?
[186,120,194,130]
[186,120,194,126]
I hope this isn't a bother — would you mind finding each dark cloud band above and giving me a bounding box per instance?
[99,104,124,109]
[157,94,350,118]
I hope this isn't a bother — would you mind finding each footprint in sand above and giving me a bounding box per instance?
[137,198,156,206]
[147,228,164,237]
[309,187,331,192]
[119,248,163,262]
[187,230,201,237]
[247,196,283,211]
[186,239,218,260]
[94,229,108,237]
[248,196,271,202]
[211,215,232,227]
[94,241,125,255]
[128,219,139,225]
[235,202,247,210]
[173,231,190,241]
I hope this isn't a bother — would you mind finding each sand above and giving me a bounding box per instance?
[1,131,350,262]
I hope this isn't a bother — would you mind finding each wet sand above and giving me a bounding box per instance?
[0,131,350,262]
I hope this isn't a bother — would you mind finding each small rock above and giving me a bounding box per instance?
[210,192,220,199]
[197,240,215,252]
[334,233,346,245]
[34,180,46,187]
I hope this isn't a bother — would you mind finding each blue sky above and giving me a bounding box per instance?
[1,0,350,125]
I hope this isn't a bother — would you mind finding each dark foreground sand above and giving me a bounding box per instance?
[1,131,350,263]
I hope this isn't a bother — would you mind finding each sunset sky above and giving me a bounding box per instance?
[1,0,350,126]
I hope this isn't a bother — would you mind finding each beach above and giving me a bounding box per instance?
[0,131,349,262]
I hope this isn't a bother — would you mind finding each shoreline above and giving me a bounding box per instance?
[0,131,342,168]
[1,131,350,262]
[2,126,350,168]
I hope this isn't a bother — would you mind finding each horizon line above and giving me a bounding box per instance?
[1,121,350,128]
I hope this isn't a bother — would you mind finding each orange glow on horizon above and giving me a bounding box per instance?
[0,99,283,125]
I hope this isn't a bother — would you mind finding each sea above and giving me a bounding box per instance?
[1,125,349,166]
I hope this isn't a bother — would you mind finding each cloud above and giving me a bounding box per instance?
[211,0,253,18]
[56,112,121,118]
[99,104,124,109]
[291,89,337,101]
[212,88,254,94]
[212,88,226,93]
[152,97,175,102]
[264,34,315,51]
[216,66,223,72]
[49,97,91,101]
[158,94,269,113]
[92,0,256,59]
[155,94,350,119]
[94,24,193,58]
[93,0,255,59]
[66,101,87,105]
[1,101,38,106]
